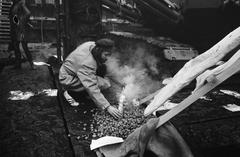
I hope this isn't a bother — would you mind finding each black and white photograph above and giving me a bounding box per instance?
[0,0,240,157]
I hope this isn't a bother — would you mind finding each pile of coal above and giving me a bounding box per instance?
[90,105,154,139]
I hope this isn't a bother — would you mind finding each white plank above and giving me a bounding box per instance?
[156,49,240,129]
[144,26,240,116]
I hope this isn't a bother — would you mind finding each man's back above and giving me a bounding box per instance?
[63,41,96,75]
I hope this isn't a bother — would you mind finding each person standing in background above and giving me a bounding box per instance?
[9,0,35,69]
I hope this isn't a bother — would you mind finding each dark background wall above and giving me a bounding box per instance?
[26,0,57,43]
[68,0,101,51]
[19,0,240,51]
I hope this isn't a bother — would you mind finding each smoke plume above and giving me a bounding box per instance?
[105,45,164,102]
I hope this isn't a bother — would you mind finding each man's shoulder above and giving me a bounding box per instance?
[73,41,93,54]
[80,53,97,68]
[67,45,96,67]
[77,41,95,49]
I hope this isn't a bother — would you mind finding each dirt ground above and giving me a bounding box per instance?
[170,84,240,157]
[0,44,73,157]
[1,41,240,157]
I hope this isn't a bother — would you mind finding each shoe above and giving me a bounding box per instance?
[63,91,79,106]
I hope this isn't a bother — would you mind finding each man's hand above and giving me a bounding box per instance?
[107,106,122,119]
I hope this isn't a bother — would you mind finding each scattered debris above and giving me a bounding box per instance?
[223,104,240,112]
[8,89,58,100]
[199,96,213,101]
[155,100,178,111]
[33,61,50,66]
[163,47,198,61]
[41,89,57,96]
[90,136,124,150]
[8,90,35,100]
[220,89,240,99]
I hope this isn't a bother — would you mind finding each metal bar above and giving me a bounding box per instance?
[0,32,10,34]
[0,28,10,31]
[97,0,102,35]
[0,19,10,21]
[62,0,70,60]
[55,0,62,63]
[0,40,10,43]
[0,21,10,24]
[0,15,9,19]
[0,36,10,38]
[0,25,10,28]
[0,11,10,14]
[0,2,11,4]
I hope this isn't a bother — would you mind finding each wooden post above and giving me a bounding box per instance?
[55,0,61,63]
[144,26,240,116]
[156,49,240,129]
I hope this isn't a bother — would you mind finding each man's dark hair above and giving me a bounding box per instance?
[95,38,115,49]
[91,38,115,64]
[91,38,115,77]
